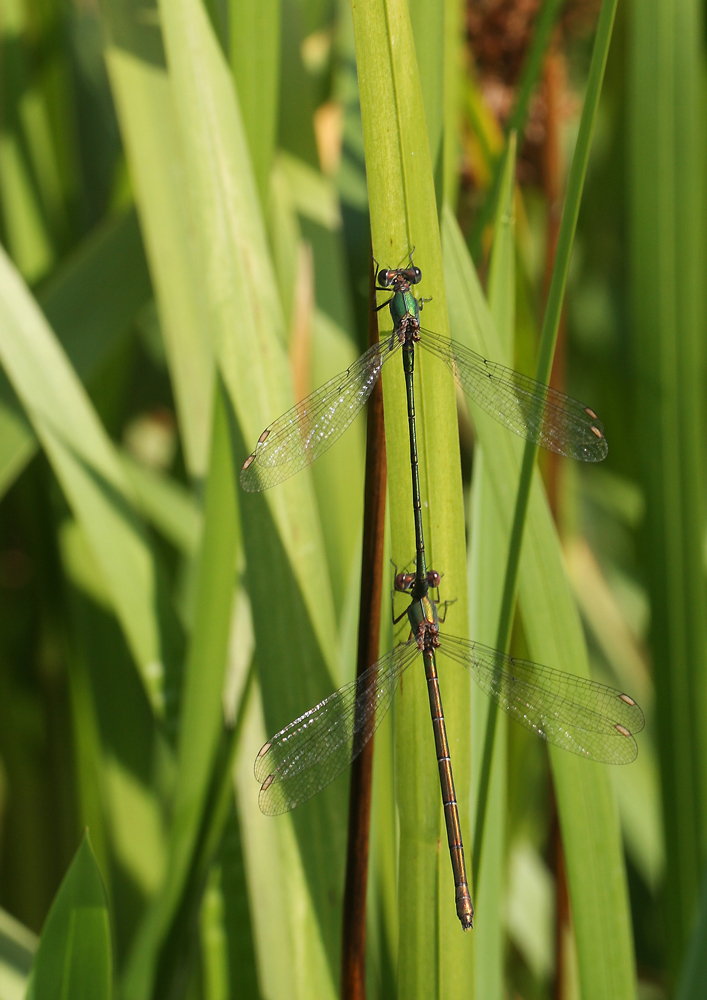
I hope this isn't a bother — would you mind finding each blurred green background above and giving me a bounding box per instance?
[0,0,704,996]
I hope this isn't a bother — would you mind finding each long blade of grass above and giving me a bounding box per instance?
[65,614,113,900]
[409,0,445,207]
[218,803,260,1000]
[122,379,240,998]
[154,0,345,991]
[444,206,637,1000]
[443,0,465,208]
[100,0,215,479]
[0,20,55,286]
[228,0,280,208]
[472,0,619,881]
[351,1,473,994]
[628,0,707,974]
[0,208,151,499]
[235,679,340,1000]
[467,134,516,1000]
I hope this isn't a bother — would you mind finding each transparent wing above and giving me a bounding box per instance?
[255,639,419,815]
[438,635,644,763]
[241,337,401,491]
[420,328,608,462]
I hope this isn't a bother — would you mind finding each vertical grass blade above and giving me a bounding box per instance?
[162,378,240,932]
[122,379,240,999]
[444,207,637,1000]
[351,1,473,994]
[218,805,260,998]
[229,0,280,208]
[628,0,707,974]
[473,0,619,878]
[100,0,215,479]
[408,0,444,207]
[442,0,464,209]
[0,0,55,286]
[155,0,345,990]
[467,135,516,1000]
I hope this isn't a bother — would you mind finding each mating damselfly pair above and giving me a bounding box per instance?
[243,256,644,930]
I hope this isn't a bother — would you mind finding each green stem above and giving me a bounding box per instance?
[469,0,566,257]
[472,0,619,889]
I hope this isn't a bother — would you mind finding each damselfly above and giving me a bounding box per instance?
[254,568,644,928]
[255,262,641,928]
[241,257,607,491]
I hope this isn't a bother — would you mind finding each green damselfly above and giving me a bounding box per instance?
[240,258,607,491]
[254,262,642,929]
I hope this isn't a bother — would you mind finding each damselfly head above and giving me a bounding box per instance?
[377,264,423,290]
[390,265,422,287]
[395,568,440,592]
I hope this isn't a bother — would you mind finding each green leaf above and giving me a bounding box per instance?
[276,0,319,168]
[65,585,169,914]
[100,0,215,479]
[467,134,516,1000]
[145,0,346,992]
[444,206,637,1000]
[26,834,111,1000]
[123,379,241,998]
[351,1,473,994]
[310,309,365,624]
[629,0,707,974]
[219,805,260,999]
[0,42,54,285]
[409,0,445,208]
[229,0,280,208]
[442,0,464,208]
[277,152,342,231]
[0,208,151,500]
[564,537,663,890]
[472,0,619,893]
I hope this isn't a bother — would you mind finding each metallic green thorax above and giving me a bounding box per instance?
[406,593,439,636]
[388,287,420,333]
